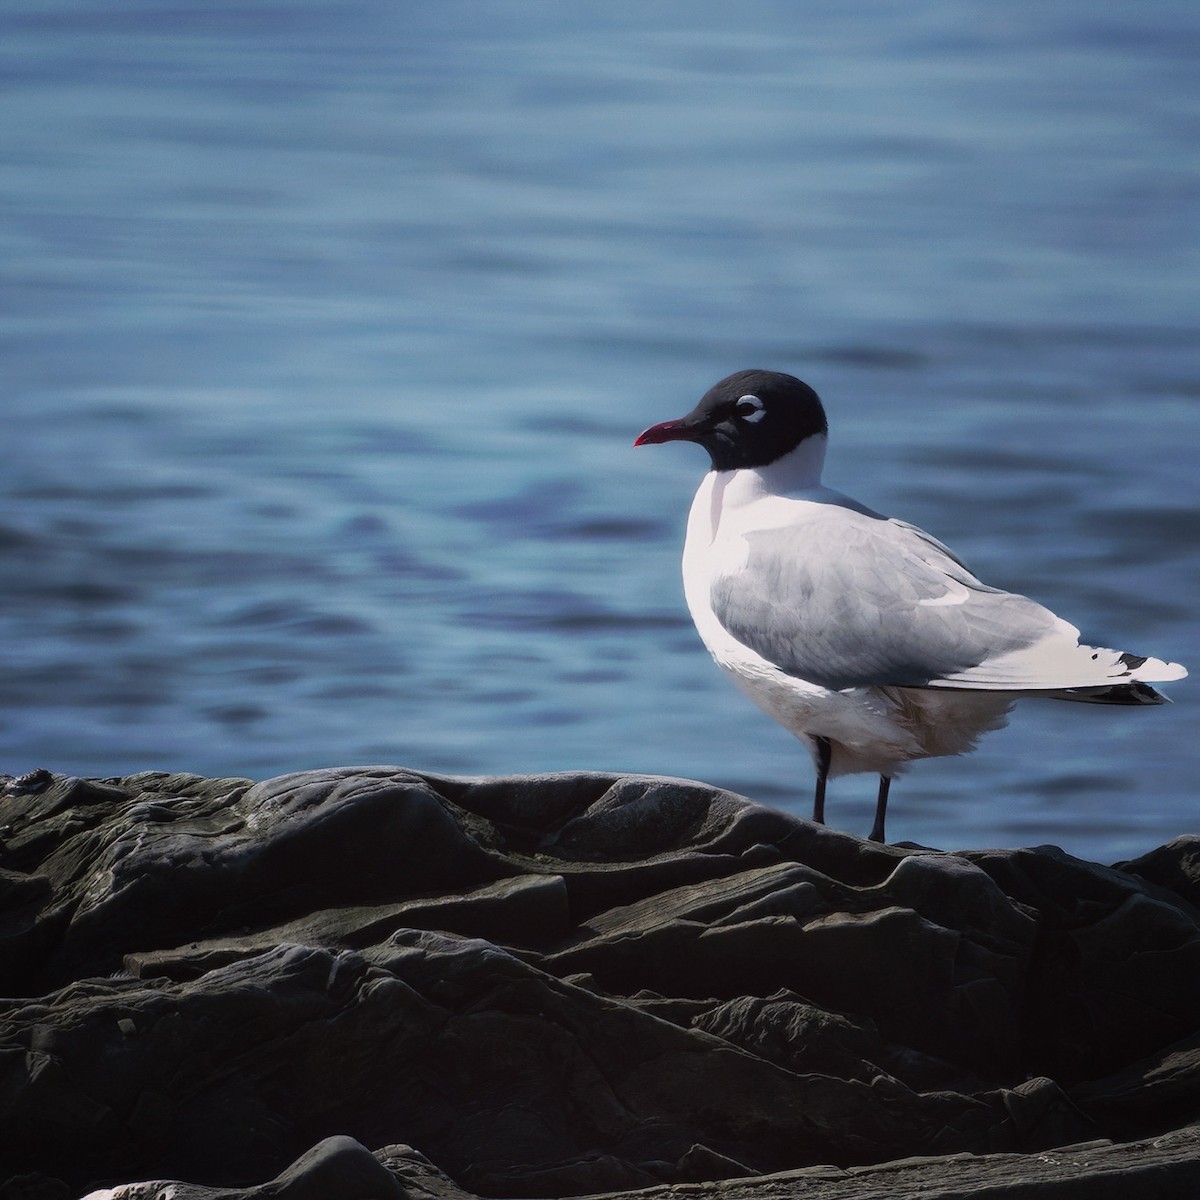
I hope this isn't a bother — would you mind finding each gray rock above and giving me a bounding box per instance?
[1,767,1198,1198]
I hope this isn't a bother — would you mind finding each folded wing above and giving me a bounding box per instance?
[710,508,1186,692]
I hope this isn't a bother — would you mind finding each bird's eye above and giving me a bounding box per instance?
[733,394,765,422]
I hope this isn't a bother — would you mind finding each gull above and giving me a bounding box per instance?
[635,369,1187,842]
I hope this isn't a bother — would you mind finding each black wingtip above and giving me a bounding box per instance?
[1063,681,1169,706]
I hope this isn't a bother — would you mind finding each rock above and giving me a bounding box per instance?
[1,767,1199,1198]
[1119,835,1200,911]
[74,1136,405,1200]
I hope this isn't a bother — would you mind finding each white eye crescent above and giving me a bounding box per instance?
[734,394,765,422]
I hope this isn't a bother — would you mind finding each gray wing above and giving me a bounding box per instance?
[710,508,1064,690]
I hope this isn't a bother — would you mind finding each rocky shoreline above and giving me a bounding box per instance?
[1,767,1198,1199]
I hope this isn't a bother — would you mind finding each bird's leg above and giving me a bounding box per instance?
[812,736,832,825]
[869,775,891,843]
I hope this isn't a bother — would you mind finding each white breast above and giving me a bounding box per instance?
[678,460,1013,778]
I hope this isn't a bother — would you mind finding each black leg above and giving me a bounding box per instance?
[812,736,832,825]
[869,775,891,843]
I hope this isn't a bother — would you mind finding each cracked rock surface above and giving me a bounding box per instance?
[1,767,1198,1198]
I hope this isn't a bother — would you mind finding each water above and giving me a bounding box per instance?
[2,1,1197,862]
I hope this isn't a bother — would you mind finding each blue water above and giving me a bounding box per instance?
[2,1,1197,861]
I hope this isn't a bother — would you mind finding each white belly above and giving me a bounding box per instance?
[681,471,1013,778]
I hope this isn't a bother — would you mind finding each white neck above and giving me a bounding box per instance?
[719,433,827,500]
